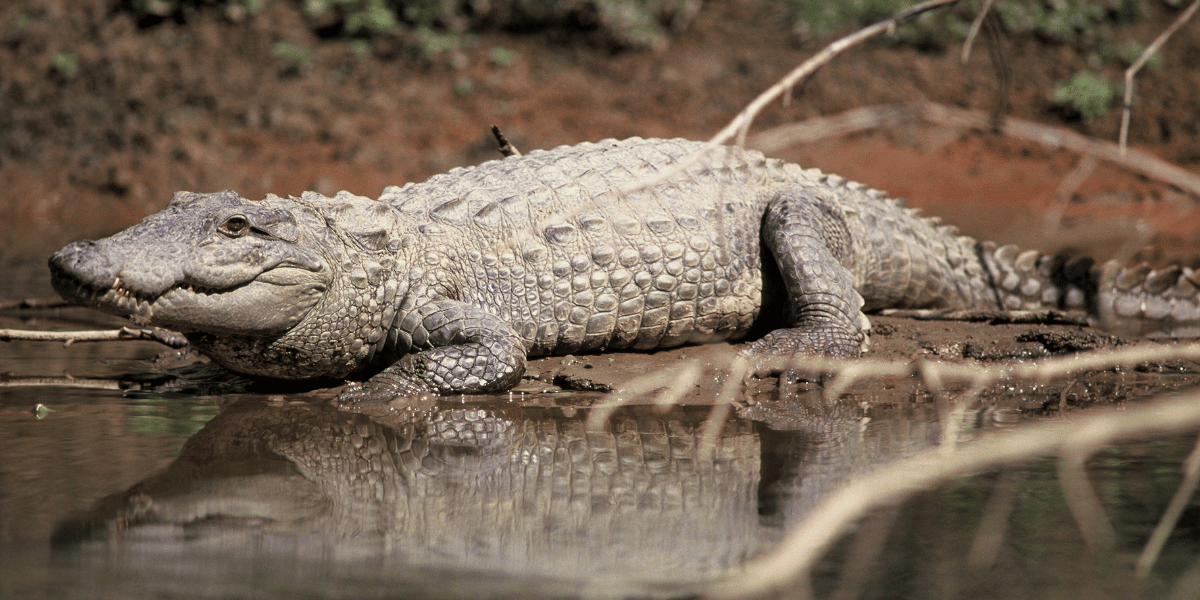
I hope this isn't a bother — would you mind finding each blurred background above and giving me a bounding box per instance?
[1,0,1198,285]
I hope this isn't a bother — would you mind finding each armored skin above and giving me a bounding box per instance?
[48,137,1200,400]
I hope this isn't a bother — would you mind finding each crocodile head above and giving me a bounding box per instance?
[49,190,332,336]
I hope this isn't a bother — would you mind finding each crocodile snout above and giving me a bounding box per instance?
[49,240,118,297]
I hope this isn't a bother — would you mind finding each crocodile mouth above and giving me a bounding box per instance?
[84,276,226,308]
[52,267,328,335]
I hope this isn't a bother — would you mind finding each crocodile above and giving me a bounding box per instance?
[48,137,1200,400]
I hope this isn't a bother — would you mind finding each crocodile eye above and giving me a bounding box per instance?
[220,216,249,237]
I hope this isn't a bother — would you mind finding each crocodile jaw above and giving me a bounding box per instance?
[49,241,330,336]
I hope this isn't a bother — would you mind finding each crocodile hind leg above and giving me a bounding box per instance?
[740,184,869,376]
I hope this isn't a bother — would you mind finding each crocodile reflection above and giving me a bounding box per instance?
[53,399,776,581]
[52,397,941,583]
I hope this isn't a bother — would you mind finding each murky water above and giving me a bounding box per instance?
[3,261,1200,599]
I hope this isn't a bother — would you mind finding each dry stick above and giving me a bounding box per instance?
[960,0,997,64]
[0,375,125,390]
[1119,0,1200,155]
[966,469,1026,570]
[1058,431,1118,552]
[651,360,704,409]
[1041,154,1099,237]
[617,0,963,198]
[584,359,703,430]
[828,507,900,600]
[0,327,188,348]
[700,389,1200,600]
[490,125,521,158]
[0,297,72,310]
[748,101,1200,197]
[697,354,751,460]
[768,342,1200,404]
[939,379,988,454]
[877,307,1089,326]
[1136,432,1200,578]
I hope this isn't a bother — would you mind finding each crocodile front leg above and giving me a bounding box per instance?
[339,298,527,402]
[740,184,869,375]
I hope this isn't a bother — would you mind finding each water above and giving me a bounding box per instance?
[3,262,1200,599]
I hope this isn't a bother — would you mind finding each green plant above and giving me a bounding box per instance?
[454,76,474,96]
[788,0,916,36]
[413,27,470,62]
[488,46,518,67]
[1111,38,1162,68]
[788,0,1145,47]
[348,39,371,57]
[1053,70,1118,119]
[137,0,175,17]
[306,0,401,34]
[273,40,315,67]
[51,51,78,79]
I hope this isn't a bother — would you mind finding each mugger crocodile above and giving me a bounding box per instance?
[48,137,1200,400]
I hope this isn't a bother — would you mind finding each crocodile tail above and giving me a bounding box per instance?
[981,241,1200,338]
[1097,262,1200,338]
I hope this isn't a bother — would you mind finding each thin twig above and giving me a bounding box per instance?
[0,297,72,311]
[1041,154,1099,237]
[1119,0,1200,155]
[876,307,1089,326]
[961,0,996,64]
[828,507,899,600]
[966,470,1026,570]
[1136,432,1200,577]
[0,375,124,390]
[491,125,521,157]
[698,355,751,460]
[1058,431,1118,551]
[0,327,188,348]
[585,359,702,430]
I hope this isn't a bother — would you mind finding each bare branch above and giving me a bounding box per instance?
[1041,154,1099,236]
[0,297,72,311]
[699,389,1200,600]
[749,101,1200,197]
[828,508,899,600]
[0,326,188,348]
[1120,0,1200,155]
[618,0,963,197]
[1136,433,1200,577]
[585,359,702,430]
[877,307,1089,326]
[966,470,1026,569]
[698,355,751,460]
[1058,432,1118,551]
[774,342,1200,394]
[961,0,997,64]
[0,374,124,390]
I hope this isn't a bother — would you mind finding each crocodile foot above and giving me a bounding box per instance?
[738,324,865,383]
[337,374,435,404]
